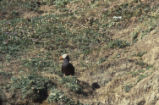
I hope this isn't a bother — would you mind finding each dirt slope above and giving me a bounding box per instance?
[0,0,159,105]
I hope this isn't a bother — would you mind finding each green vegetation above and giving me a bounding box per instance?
[0,70,12,78]
[108,39,129,49]
[10,73,54,102]
[0,19,32,56]
[48,89,83,105]
[124,84,133,92]
[136,60,147,67]
[131,31,139,43]
[137,74,147,82]
[23,57,56,71]
[54,0,73,7]
[61,76,82,93]
[0,0,159,104]
[136,52,146,57]
[131,71,139,77]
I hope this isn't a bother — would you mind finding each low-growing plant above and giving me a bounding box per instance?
[10,73,55,102]
[23,57,53,71]
[136,60,147,67]
[130,71,139,77]
[98,57,107,64]
[61,76,82,93]
[22,56,62,76]
[0,0,43,19]
[106,0,151,19]
[108,39,129,49]
[124,84,133,92]
[137,74,147,82]
[41,0,55,5]
[140,18,157,39]
[131,31,139,43]
[138,69,145,73]
[0,89,6,105]
[48,89,64,103]
[0,70,12,78]
[146,65,153,70]
[136,52,146,57]
[0,34,32,56]
[54,0,73,7]
[48,89,83,105]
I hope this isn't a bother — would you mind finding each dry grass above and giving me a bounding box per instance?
[0,0,159,105]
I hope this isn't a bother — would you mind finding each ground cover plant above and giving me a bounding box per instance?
[0,0,159,105]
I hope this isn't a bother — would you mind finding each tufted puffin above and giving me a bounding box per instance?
[59,54,75,76]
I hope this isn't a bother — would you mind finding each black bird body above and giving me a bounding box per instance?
[60,54,75,76]
[62,59,75,75]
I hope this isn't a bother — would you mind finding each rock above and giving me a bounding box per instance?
[92,82,100,90]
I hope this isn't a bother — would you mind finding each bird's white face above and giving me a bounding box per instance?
[59,54,68,60]
[62,54,68,59]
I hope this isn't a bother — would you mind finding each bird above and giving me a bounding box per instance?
[59,54,75,76]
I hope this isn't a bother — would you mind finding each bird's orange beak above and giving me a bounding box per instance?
[59,56,63,60]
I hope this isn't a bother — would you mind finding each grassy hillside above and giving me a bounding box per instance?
[0,0,159,105]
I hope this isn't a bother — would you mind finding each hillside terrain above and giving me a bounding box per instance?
[0,0,159,105]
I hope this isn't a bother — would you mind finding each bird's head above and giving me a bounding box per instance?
[59,54,70,61]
